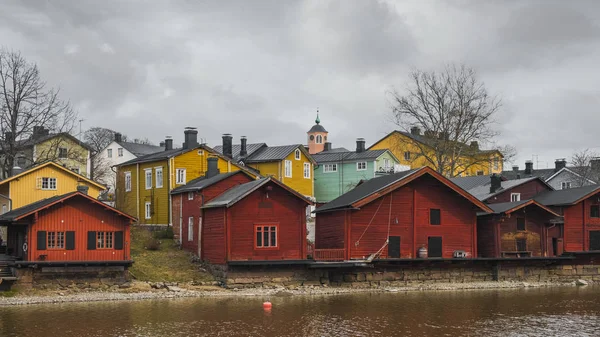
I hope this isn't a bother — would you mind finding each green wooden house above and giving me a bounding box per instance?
[313,139,403,204]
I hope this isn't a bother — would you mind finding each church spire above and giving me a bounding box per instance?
[315,109,320,125]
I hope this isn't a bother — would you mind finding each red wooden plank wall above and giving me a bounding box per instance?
[487,179,551,204]
[476,217,496,257]
[563,195,600,252]
[202,208,226,264]
[315,210,347,249]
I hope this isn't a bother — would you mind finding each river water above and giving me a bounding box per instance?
[1,286,599,337]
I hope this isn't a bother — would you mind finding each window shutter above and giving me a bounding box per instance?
[66,231,75,250]
[36,177,42,189]
[37,231,47,250]
[114,231,124,250]
[87,231,97,250]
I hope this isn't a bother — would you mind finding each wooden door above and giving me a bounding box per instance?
[388,236,400,258]
[589,231,600,251]
[428,237,442,258]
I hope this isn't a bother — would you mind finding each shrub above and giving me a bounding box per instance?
[145,238,161,251]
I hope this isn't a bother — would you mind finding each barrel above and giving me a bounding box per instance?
[417,246,428,258]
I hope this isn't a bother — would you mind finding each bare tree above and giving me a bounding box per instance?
[570,148,600,186]
[0,48,77,177]
[389,64,514,177]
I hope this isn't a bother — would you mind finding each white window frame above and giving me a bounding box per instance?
[357,162,367,171]
[403,152,410,161]
[39,177,57,190]
[145,202,151,219]
[125,172,132,192]
[383,158,390,169]
[71,167,80,174]
[511,193,521,202]
[284,160,292,178]
[295,149,301,160]
[323,164,338,173]
[118,148,123,157]
[303,162,310,179]
[188,192,194,200]
[58,147,68,159]
[316,135,323,144]
[145,169,152,190]
[188,216,194,241]
[176,168,186,185]
[561,181,571,190]
[107,149,112,158]
[155,167,163,188]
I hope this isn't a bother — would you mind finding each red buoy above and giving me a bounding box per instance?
[263,301,272,310]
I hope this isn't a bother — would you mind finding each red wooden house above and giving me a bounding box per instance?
[451,174,553,204]
[171,157,254,255]
[476,200,563,258]
[0,189,135,263]
[201,177,313,264]
[314,167,492,260]
[535,185,600,252]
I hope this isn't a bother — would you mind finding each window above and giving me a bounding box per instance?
[71,167,80,174]
[430,209,441,225]
[511,193,521,202]
[516,238,527,252]
[188,217,194,241]
[47,231,65,249]
[1,204,6,214]
[176,169,186,184]
[303,163,311,179]
[145,202,151,219]
[295,149,301,160]
[145,169,152,189]
[357,162,367,171]
[284,160,292,178]
[384,159,390,169]
[255,225,277,248]
[316,135,323,144]
[155,167,163,188]
[517,218,526,231]
[591,205,600,218]
[118,148,123,157]
[493,157,500,171]
[404,151,410,161]
[107,149,113,158]
[188,192,194,200]
[38,177,57,190]
[561,181,571,190]
[125,172,132,192]
[476,171,484,176]
[58,147,68,159]
[97,232,114,249]
[323,164,337,173]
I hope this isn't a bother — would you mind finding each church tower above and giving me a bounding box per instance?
[307,112,328,154]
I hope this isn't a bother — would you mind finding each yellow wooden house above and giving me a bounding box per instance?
[0,161,105,210]
[115,130,259,225]
[368,129,504,177]
[213,135,316,198]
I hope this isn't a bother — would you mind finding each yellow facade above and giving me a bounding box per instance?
[35,135,90,177]
[248,149,314,197]
[116,146,255,225]
[369,131,503,177]
[0,162,104,209]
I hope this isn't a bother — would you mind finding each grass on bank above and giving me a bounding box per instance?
[129,227,214,283]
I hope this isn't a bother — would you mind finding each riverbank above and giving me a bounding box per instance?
[0,279,592,306]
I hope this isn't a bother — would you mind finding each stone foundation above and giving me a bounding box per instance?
[13,266,129,290]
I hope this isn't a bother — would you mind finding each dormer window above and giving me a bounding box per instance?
[316,135,323,144]
[294,149,301,160]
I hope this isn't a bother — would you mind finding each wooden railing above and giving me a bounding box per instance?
[313,249,346,261]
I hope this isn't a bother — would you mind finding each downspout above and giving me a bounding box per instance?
[179,193,183,246]
[136,163,140,220]
[169,157,174,226]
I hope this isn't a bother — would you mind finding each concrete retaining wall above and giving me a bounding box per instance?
[13,266,129,290]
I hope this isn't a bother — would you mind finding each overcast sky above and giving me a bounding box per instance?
[1,0,599,170]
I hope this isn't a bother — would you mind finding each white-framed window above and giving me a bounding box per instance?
[145,202,151,219]
[316,135,323,144]
[125,172,132,192]
[71,167,80,174]
[155,167,163,188]
[145,169,152,189]
[107,149,112,158]
[188,216,194,241]
[561,181,571,190]
[383,159,390,169]
[357,162,367,171]
[323,164,337,173]
[404,152,410,161]
[58,147,68,159]
[176,168,186,184]
[493,157,500,171]
[37,177,57,190]
[118,148,123,157]
[284,160,292,178]
[303,163,311,179]
[511,193,521,202]
[294,149,301,160]
[188,192,194,200]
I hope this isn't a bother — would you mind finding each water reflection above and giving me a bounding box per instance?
[1,287,599,336]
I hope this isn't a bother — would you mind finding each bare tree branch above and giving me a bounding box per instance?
[570,148,600,186]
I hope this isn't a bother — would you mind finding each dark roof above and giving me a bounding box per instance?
[502,168,556,181]
[315,168,421,213]
[213,143,267,161]
[16,132,92,151]
[452,176,546,201]
[245,145,301,163]
[308,124,327,133]
[202,178,267,208]
[486,200,532,214]
[450,175,492,191]
[171,171,245,194]
[535,185,600,206]
[118,144,200,166]
[325,147,349,153]
[117,141,163,157]
[312,149,390,164]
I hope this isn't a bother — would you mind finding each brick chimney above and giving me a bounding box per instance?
[164,137,173,151]
[240,136,247,157]
[356,138,366,153]
[183,127,198,149]
[114,133,122,143]
[207,157,220,178]
[554,158,566,172]
[222,134,233,158]
[490,174,502,194]
[324,142,332,152]
[410,127,421,136]
[525,160,533,175]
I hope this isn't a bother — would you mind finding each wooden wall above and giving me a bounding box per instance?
[563,194,600,252]
[486,179,551,204]
[315,210,347,249]
[202,207,226,264]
